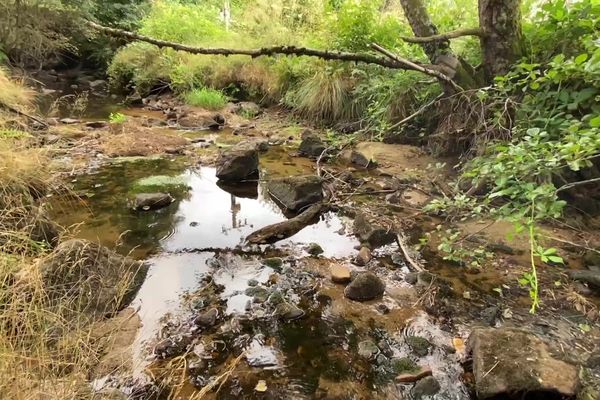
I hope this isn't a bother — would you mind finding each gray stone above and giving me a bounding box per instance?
[275,303,304,320]
[306,242,324,256]
[468,328,579,399]
[569,270,600,290]
[353,212,396,248]
[480,306,500,326]
[194,308,219,327]
[261,257,284,271]
[411,376,441,399]
[267,175,323,211]
[216,144,259,182]
[358,340,379,359]
[584,250,600,268]
[406,336,431,357]
[350,149,378,168]
[59,118,80,124]
[298,135,326,158]
[245,286,269,303]
[133,193,173,211]
[344,272,385,301]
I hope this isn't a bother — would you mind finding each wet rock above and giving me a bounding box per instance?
[194,308,219,328]
[583,250,600,268]
[38,239,147,319]
[89,79,107,90]
[298,134,326,158]
[245,286,269,303]
[404,272,419,285]
[587,351,600,369]
[154,335,192,359]
[569,269,600,290]
[480,306,500,326]
[275,303,305,320]
[86,121,108,129]
[344,272,385,301]
[353,212,396,248]
[358,340,379,359]
[267,290,284,306]
[468,328,579,399]
[330,264,351,284]
[261,257,284,271]
[267,175,323,211]
[215,144,259,182]
[59,118,80,124]
[396,367,432,383]
[406,336,431,357]
[306,242,324,256]
[133,193,174,211]
[392,357,418,375]
[353,246,372,266]
[376,304,390,314]
[411,376,441,399]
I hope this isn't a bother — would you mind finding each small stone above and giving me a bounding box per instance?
[392,357,418,374]
[306,243,324,256]
[298,134,326,158]
[275,303,304,320]
[254,380,267,393]
[261,257,284,271]
[248,279,259,287]
[133,193,174,211]
[376,304,390,314]
[406,336,431,357]
[267,291,284,305]
[396,366,432,383]
[411,376,441,399]
[330,264,351,284]
[463,291,471,300]
[194,308,219,328]
[354,247,372,266]
[344,272,385,301]
[404,272,418,285]
[480,306,500,326]
[189,221,199,227]
[358,340,379,359]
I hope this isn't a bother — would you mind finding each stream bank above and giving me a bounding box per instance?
[25,74,600,399]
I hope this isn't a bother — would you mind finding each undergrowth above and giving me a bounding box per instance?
[183,87,229,110]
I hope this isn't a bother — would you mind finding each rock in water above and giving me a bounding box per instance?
[406,336,432,357]
[216,144,259,182]
[411,376,441,399]
[344,272,385,301]
[468,328,579,398]
[306,242,324,256]
[353,212,396,248]
[330,264,351,284]
[354,246,372,266]
[275,303,305,320]
[298,134,326,158]
[267,175,323,211]
[133,193,173,211]
[194,308,219,328]
[38,239,147,319]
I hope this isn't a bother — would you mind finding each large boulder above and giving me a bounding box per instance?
[468,328,579,399]
[344,272,385,301]
[267,175,323,211]
[38,239,147,319]
[569,269,600,290]
[215,144,259,182]
[298,134,326,158]
[353,212,396,248]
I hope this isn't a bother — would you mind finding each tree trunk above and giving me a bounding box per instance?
[478,0,523,80]
[399,0,479,91]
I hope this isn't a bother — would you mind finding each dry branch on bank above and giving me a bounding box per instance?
[400,27,484,43]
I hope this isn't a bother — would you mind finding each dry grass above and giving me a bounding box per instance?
[0,67,33,113]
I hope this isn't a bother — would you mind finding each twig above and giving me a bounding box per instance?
[370,43,464,92]
[1,104,48,128]
[555,177,600,193]
[194,351,246,399]
[482,360,500,379]
[397,233,424,272]
[401,27,484,43]
[541,234,600,254]
[87,20,436,73]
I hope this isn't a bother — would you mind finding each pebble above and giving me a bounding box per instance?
[411,376,441,399]
[354,246,372,266]
[330,264,351,284]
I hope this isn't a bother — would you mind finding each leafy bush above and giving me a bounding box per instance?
[183,87,229,109]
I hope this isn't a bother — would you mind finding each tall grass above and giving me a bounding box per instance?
[183,87,229,110]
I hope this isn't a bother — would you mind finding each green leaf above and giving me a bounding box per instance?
[574,53,588,65]
[590,115,600,127]
[547,255,564,264]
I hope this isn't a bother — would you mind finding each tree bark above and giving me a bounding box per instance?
[478,0,523,80]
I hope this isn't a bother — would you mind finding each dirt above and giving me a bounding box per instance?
[33,81,600,399]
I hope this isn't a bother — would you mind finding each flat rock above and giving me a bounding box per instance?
[344,272,385,301]
[133,192,173,211]
[330,264,351,284]
[412,376,440,399]
[353,212,396,248]
[275,303,305,320]
[267,175,323,211]
[468,328,579,399]
[215,144,259,182]
[569,269,600,289]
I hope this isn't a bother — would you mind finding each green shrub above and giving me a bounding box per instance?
[183,87,229,109]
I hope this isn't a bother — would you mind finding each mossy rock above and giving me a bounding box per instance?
[131,175,189,195]
[406,336,432,357]
[391,357,418,374]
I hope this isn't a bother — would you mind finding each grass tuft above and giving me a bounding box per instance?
[183,87,229,110]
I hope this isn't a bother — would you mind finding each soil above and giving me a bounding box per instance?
[28,73,600,399]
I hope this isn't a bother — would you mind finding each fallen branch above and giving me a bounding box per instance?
[370,43,463,92]
[386,93,445,132]
[401,28,484,43]
[87,21,436,73]
[556,177,600,193]
[396,234,424,272]
[246,203,326,245]
[1,104,48,128]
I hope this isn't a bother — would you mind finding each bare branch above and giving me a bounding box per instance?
[370,43,464,92]
[556,177,600,193]
[86,21,436,73]
[401,28,484,43]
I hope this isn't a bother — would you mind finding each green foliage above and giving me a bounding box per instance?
[108,112,127,124]
[0,129,30,139]
[436,228,494,268]
[183,87,228,110]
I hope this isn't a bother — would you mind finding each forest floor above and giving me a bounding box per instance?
[23,70,600,399]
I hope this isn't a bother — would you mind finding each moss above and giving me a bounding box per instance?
[131,175,189,194]
[406,336,432,357]
[391,357,419,374]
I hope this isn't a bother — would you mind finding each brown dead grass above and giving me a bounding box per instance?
[101,126,189,157]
